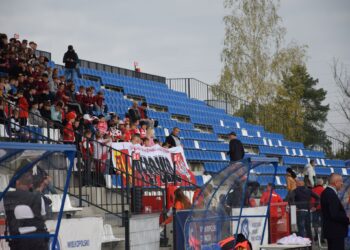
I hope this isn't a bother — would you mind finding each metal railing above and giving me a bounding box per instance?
[166,78,249,115]
[324,135,349,160]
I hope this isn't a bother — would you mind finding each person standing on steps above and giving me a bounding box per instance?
[63,45,81,81]
[228,131,244,162]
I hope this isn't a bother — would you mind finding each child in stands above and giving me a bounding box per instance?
[75,86,86,103]
[83,87,94,114]
[63,111,76,143]
[146,127,155,146]
[17,90,28,126]
[55,83,69,104]
[94,91,107,114]
[130,122,140,137]
[123,123,132,142]
[97,115,108,135]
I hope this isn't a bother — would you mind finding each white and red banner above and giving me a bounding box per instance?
[111,143,196,186]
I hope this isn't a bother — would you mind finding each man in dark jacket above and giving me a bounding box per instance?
[165,127,181,148]
[294,180,319,239]
[63,45,81,81]
[321,174,349,250]
[128,101,141,124]
[228,132,244,162]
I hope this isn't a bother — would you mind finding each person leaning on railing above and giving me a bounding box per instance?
[28,101,47,127]
[161,188,191,226]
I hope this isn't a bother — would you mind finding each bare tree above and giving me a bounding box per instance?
[332,59,350,127]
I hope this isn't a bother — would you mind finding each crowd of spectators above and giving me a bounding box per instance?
[0,33,162,149]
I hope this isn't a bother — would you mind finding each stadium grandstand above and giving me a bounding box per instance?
[0,33,349,250]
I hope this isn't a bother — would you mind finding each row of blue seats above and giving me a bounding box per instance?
[200,141,228,151]
[105,97,132,106]
[325,159,345,168]
[185,150,224,162]
[283,156,308,166]
[203,162,228,173]
[239,136,264,146]
[108,104,129,114]
[74,78,101,90]
[257,175,278,186]
[282,141,304,149]
[181,140,228,152]
[156,120,194,131]
[147,110,171,120]
[180,130,218,141]
[254,165,287,175]
[259,146,326,159]
[259,146,287,155]
[303,149,325,158]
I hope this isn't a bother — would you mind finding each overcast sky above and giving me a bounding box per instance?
[1,0,349,139]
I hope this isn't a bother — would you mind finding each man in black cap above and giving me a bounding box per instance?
[228,132,244,162]
[63,45,80,81]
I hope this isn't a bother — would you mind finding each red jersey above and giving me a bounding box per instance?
[63,121,75,143]
[36,80,49,94]
[130,128,140,136]
[124,129,132,142]
[260,190,283,218]
[138,107,147,119]
[83,94,94,107]
[94,95,105,107]
[18,96,29,118]
[56,89,70,104]
[311,185,324,210]
[75,92,86,103]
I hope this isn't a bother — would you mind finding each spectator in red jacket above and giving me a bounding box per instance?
[36,73,50,94]
[75,86,86,103]
[123,124,132,142]
[55,83,70,104]
[94,91,107,114]
[311,179,325,241]
[260,183,283,218]
[63,111,76,143]
[17,90,28,126]
[138,102,148,120]
[83,87,94,114]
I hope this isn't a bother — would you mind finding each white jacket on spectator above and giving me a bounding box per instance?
[303,163,316,187]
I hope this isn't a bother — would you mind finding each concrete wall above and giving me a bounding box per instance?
[130,213,160,250]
